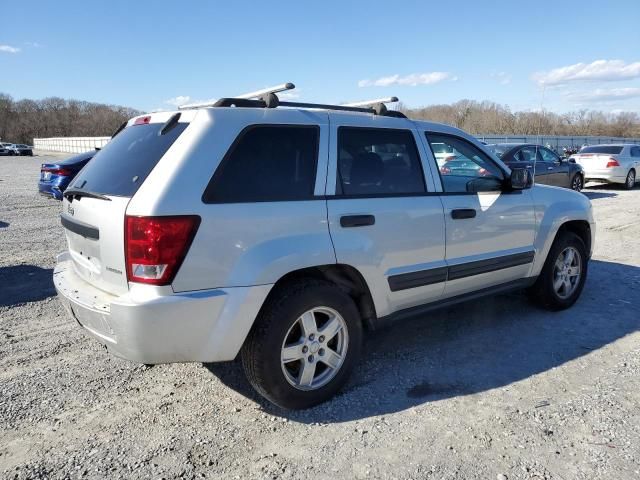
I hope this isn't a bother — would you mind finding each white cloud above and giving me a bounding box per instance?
[565,87,640,103]
[164,95,191,107]
[25,41,43,48]
[491,71,512,85]
[0,44,20,54]
[534,59,640,86]
[358,71,457,87]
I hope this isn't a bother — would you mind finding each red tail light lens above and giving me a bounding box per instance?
[134,116,152,125]
[42,167,72,176]
[125,215,200,285]
[606,157,620,168]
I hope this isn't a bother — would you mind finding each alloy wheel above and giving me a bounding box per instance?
[280,307,348,391]
[552,246,582,299]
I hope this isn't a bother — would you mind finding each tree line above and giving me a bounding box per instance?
[0,93,140,145]
[400,100,640,138]
[1,93,638,144]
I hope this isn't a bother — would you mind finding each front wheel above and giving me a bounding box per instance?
[241,279,363,409]
[570,174,584,191]
[528,231,588,310]
[624,169,636,190]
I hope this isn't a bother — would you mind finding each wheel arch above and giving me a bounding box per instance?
[258,264,378,330]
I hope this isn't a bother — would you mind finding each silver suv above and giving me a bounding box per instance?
[54,84,595,409]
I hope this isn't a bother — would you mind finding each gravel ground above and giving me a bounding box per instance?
[1,152,639,480]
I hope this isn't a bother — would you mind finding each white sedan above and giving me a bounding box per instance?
[571,144,640,189]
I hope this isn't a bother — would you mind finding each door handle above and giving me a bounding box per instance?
[547,166,553,170]
[451,208,476,220]
[340,214,375,227]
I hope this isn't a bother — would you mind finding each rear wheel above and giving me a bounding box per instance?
[241,279,362,409]
[528,231,588,310]
[570,174,584,191]
[624,169,636,190]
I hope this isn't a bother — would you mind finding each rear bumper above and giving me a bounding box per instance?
[582,167,626,184]
[54,252,272,364]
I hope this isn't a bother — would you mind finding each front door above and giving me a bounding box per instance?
[423,132,537,299]
[325,116,446,318]
[538,147,570,187]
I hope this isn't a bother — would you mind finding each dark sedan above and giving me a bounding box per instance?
[488,143,585,191]
[10,144,34,156]
[38,150,96,200]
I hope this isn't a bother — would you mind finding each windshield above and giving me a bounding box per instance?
[68,121,188,197]
[580,145,624,154]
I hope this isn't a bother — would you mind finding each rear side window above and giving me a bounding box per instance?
[69,122,188,197]
[580,146,623,154]
[337,127,426,196]
[203,125,319,203]
[631,146,640,157]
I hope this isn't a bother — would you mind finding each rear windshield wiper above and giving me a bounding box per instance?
[63,188,112,202]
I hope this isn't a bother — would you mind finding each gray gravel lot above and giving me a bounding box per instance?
[1,152,639,480]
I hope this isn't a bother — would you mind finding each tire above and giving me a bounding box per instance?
[528,231,588,311]
[570,174,583,191]
[241,279,363,409]
[624,169,635,190]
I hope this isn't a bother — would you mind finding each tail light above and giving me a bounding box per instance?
[478,167,488,176]
[443,155,456,162]
[125,215,200,285]
[606,157,620,168]
[42,167,72,176]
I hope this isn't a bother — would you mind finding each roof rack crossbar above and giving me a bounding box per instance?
[179,82,295,110]
[342,96,399,108]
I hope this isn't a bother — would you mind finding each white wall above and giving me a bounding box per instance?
[33,137,111,154]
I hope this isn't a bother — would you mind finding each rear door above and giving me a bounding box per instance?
[423,132,536,299]
[326,114,446,318]
[60,112,192,295]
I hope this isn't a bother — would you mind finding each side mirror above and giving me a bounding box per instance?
[568,158,576,163]
[508,167,533,190]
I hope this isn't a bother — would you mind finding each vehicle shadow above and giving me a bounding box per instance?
[204,259,640,422]
[582,184,618,200]
[0,265,55,307]
[0,221,8,228]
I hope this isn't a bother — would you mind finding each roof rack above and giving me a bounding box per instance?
[178,83,295,110]
[180,82,406,118]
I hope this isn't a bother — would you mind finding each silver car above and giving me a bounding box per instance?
[54,85,595,408]
[572,144,640,189]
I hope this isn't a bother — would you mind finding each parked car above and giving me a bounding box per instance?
[53,89,594,409]
[571,144,640,189]
[9,143,34,156]
[0,143,12,155]
[38,150,96,200]
[489,143,585,191]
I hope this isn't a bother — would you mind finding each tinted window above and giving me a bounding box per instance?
[515,147,539,163]
[203,125,319,203]
[337,128,425,196]
[539,147,559,162]
[631,146,640,157]
[69,122,188,197]
[580,145,624,154]
[426,133,504,193]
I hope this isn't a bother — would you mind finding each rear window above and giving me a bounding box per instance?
[580,146,623,154]
[68,121,188,197]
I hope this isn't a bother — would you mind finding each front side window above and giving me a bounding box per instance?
[337,128,426,196]
[425,133,504,193]
[203,125,319,203]
[539,147,559,163]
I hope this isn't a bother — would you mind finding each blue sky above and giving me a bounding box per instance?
[2,0,640,114]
